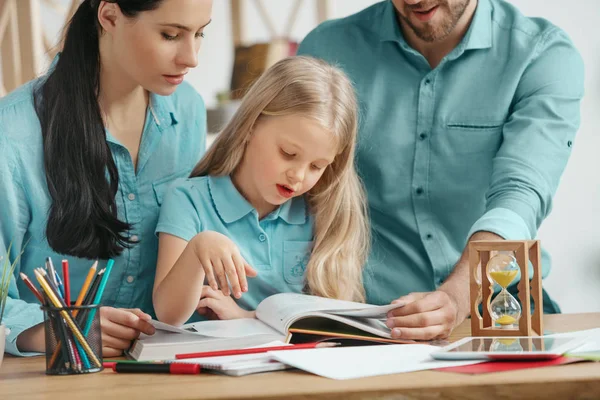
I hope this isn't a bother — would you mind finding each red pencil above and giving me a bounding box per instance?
[19,272,45,304]
[175,341,340,359]
[62,259,71,305]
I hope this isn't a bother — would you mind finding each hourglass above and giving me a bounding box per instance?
[468,240,544,337]
[487,252,521,328]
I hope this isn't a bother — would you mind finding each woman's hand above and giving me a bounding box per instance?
[192,231,258,299]
[100,307,156,357]
[196,286,255,320]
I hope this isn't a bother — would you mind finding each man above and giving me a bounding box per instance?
[297,0,584,340]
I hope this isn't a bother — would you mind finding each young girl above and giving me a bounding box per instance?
[0,0,212,356]
[153,56,370,326]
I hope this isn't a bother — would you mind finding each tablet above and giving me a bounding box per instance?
[431,336,585,360]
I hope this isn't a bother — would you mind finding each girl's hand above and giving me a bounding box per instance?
[196,286,256,320]
[99,307,156,357]
[192,231,258,299]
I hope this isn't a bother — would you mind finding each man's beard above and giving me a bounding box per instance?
[399,0,471,43]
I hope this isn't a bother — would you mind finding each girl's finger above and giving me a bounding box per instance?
[212,258,230,296]
[223,256,241,298]
[232,253,248,293]
[201,258,219,291]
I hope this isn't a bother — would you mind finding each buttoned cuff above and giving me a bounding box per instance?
[467,207,532,241]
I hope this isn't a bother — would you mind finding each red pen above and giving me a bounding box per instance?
[62,260,70,305]
[112,362,200,374]
[175,341,340,360]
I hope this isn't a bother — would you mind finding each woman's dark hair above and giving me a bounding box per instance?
[34,0,163,259]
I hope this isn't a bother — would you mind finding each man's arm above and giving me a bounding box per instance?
[387,29,584,340]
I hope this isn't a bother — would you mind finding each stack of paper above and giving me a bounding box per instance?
[555,328,600,361]
[172,341,292,376]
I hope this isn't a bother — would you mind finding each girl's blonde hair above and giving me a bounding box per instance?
[191,56,369,302]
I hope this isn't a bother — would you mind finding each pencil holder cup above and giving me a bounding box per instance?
[42,304,103,375]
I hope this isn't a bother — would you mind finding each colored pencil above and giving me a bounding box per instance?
[62,260,71,306]
[175,342,340,359]
[83,259,114,335]
[73,261,97,314]
[19,272,44,304]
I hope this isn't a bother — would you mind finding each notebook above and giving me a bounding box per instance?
[129,293,407,361]
[173,341,292,376]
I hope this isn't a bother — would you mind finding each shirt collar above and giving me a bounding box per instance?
[379,0,404,43]
[148,92,179,130]
[208,175,308,225]
[461,0,493,51]
[267,195,308,225]
[379,0,493,51]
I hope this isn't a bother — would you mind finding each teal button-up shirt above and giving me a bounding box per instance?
[156,175,313,318]
[298,0,584,305]
[0,78,206,355]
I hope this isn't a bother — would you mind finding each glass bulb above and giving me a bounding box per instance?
[487,252,521,328]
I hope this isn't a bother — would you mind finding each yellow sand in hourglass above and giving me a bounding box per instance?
[487,254,522,328]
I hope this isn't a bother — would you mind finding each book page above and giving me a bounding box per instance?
[150,318,279,338]
[255,293,402,334]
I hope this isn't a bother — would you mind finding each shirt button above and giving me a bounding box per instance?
[419,132,428,140]
[258,234,266,242]
[128,193,136,201]
[131,235,139,242]
[126,275,135,283]
[416,187,424,195]
[426,233,433,240]
[424,78,431,85]
[567,140,573,147]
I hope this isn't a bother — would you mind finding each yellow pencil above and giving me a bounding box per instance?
[73,261,97,317]
[34,270,102,368]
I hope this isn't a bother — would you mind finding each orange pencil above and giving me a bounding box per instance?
[175,342,340,359]
[73,261,97,318]
[19,272,44,304]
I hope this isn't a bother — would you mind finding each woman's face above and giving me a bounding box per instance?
[100,0,212,95]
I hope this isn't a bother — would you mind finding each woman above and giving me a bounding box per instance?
[0,0,212,357]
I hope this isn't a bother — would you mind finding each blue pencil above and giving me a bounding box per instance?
[83,259,114,336]
[53,269,65,299]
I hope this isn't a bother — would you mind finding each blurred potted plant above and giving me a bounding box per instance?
[1,242,25,368]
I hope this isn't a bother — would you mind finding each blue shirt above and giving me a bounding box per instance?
[0,78,206,355]
[297,0,584,305]
[155,175,313,317]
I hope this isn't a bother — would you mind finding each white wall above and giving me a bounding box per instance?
[39,0,599,312]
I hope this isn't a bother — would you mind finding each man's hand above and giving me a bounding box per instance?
[386,289,461,340]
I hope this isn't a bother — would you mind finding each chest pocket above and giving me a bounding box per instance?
[283,241,313,285]
[442,121,504,156]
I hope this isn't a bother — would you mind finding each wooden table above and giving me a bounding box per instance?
[2,313,600,400]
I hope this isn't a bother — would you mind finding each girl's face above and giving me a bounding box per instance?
[232,114,338,218]
[101,0,212,95]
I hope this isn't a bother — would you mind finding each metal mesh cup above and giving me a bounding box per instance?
[42,304,103,375]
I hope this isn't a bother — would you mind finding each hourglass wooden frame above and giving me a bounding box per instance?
[469,240,544,337]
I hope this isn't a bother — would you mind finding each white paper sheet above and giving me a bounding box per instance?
[548,327,600,354]
[268,344,483,380]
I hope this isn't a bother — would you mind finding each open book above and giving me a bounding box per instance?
[128,293,406,361]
